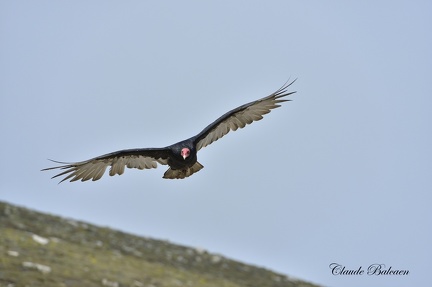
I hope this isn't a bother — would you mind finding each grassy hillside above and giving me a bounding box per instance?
[0,201,319,287]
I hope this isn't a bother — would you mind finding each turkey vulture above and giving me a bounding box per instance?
[42,80,296,182]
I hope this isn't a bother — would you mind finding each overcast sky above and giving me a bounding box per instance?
[1,1,431,286]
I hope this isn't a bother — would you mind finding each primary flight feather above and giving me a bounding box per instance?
[42,80,296,182]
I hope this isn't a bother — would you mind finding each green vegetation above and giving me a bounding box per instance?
[0,201,319,287]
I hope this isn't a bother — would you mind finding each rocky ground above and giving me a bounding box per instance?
[0,201,320,287]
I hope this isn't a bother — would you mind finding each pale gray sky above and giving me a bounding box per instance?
[1,1,431,286]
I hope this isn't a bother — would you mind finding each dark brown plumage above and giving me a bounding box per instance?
[42,80,296,182]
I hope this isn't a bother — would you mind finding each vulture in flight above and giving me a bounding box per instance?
[43,80,296,182]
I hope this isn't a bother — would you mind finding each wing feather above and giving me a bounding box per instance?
[194,79,296,150]
[42,148,170,183]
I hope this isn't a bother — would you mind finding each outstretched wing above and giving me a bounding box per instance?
[42,148,170,183]
[193,79,296,150]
